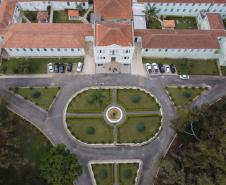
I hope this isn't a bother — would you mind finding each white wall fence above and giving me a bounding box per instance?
[5,48,85,57]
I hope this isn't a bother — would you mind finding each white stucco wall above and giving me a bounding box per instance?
[218,37,226,66]
[142,2,226,17]
[5,48,85,57]
[18,1,89,11]
[142,48,220,60]
[94,45,134,64]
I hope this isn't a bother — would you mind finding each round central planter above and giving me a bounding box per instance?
[106,106,123,124]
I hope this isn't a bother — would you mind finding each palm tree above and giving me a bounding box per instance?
[88,90,106,107]
[144,6,161,26]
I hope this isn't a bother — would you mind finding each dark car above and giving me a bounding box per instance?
[59,63,65,73]
[158,63,165,73]
[54,63,59,73]
[170,64,176,73]
[67,63,73,72]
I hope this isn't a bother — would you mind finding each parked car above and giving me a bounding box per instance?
[47,63,54,73]
[54,63,59,73]
[170,64,176,73]
[179,74,190,80]
[67,63,73,72]
[165,65,171,73]
[158,63,165,73]
[152,63,159,73]
[145,63,152,73]
[76,62,83,72]
[59,63,65,73]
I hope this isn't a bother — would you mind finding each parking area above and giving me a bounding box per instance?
[47,62,83,74]
[144,62,177,76]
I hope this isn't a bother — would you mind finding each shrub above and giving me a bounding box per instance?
[32,90,41,99]
[14,87,19,93]
[1,66,7,73]
[183,91,192,99]
[85,127,95,135]
[136,123,146,133]
[123,169,132,179]
[131,95,141,103]
[99,169,108,180]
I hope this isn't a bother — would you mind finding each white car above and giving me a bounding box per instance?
[145,63,152,73]
[179,75,190,80]
[152,63,159,73]
[47,63,54,73]
[76,62,83,72]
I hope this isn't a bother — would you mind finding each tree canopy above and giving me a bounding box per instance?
[155,97,226,185]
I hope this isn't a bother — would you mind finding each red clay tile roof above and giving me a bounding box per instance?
[3,23,93,48]
[94,0,132,20]
[68,9,79,17]
[207,13,225,30]
[134,29,225,49]
[137,0,226,3]
[95,23,133,46]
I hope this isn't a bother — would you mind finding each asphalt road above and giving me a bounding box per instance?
[0,74,226,185]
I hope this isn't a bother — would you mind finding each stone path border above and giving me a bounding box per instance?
[88,159,143,185]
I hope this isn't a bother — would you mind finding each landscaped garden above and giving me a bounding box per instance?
[65,88,162,145]
[91,162,139,185]
[118,163,139,185]
[23,11,38,23]
[165,16,197,29]
[10,87,60,110]
[143,58,219,75]
[166,86,207,107]
[53,10,83,23]
[0,58,84,74]
[92,163,114,185]
[221,66,226,76]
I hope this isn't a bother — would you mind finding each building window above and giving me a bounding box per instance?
[50,48,54,51]
[124,57,129,60]
[16,48,19,51]
[71,48,74,51]
[64,48,67,51]
[145,49,149,52]
[37,48,40,51]
[97,50,102,53]
[78,48,81,52]
[30,48,33,51]
[23,48,26,51]
[57,48,60,51]
[125,50,130,53]
[44,48,47,51]
[67,2,70,6]
[9,48,12,51]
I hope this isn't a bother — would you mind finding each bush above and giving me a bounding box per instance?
[131,95,141,103]
[14,87,19,93]
[183,91,192,99]
[1,66,7,73]
[32,91,41,99]
[85,127,95,135]
[123,169,132,179]
[99,169,108,180]
[136,123,146,133]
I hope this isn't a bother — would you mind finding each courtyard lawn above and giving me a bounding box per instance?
[0,58,83,74]
[23,11,38,23]
[147,19,161,29]
[166,87,206,106]
[117,89,159,111]
[92,164,114,185]
[221,66,226,76]
[67,89,112,113]
[117,115,161,144]
[118,163,139,185]
[165,16,197,29]
[66,117,114,144]
[53,10,83,23]
[143,58,219,75]
[12,87,59,110]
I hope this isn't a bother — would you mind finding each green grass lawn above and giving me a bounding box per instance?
[66,117,114,144]
[92,164,114,185]
[117,89,159,111]
[143,58,219,75]
[165,16,197,29]
[147,19,161,29]
[12,87,59,110]
[53,10,83,23]
[0,58,83,74]
[67,89,112,113]
[118,163,139,185]
[23,11,38,22]
[221,66,226,76]
[117,115,161,143]
[166,87,206,106]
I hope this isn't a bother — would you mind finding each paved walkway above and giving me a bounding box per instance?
[0,74,226,185]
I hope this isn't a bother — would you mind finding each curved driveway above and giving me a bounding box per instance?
[0,74,226,185]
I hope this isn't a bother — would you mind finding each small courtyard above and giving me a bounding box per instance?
[66,88,162,145]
